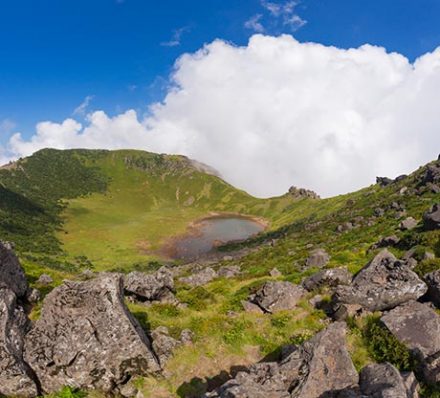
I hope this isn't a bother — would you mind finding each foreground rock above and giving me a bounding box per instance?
[332,250,427,312]
[179,267,217,287]
[247,281,306,313]
[0,241,29,297]
[359,363,419,398]
[207,322,358,397]
[305,248,330,268]
[0,288,39,397]
[381,300,440,384]
[423,203,440,230]
[24,274,160,394]
[302,267,351,291]
[399,217,418,231]
[124,266,177,303]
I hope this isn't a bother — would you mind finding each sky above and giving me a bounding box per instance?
[1,0,440,197]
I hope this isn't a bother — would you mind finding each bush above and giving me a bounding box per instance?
[363,316,415,371]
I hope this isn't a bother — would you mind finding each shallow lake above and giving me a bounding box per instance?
[168,216,265,260]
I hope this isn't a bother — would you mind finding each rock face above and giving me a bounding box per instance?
[0,288,39,397]
[359,363,419,398]
[208,322,358,398]
[381,300,440,384]
[425,270,440,308]
[332,250,427,312]
[124,266,176,303]
[179,267,217,287]
[302,267,352,291]
[305,248,330,268]
[24,274,160,393]
[249,281,306,313]
[0,241,28,298]
[423,203,440,230]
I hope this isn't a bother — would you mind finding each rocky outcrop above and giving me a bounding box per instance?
[151,326,194,366]
[124,266,177,304]
[0,288,39,397]
[381,300,440,384]
[305,248,330,268]
[207,322,358,398]
[288,186,320,199]
[179,267,217,287]
[302,267,351,291]
[376,176,393,187]
[332,250,427,312]
[423,203,440,230]
[247,281,306,313]
[0,241,29,298]
[359,363,419,398]
[24,274,160,394]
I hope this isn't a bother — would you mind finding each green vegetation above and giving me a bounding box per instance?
[1,149,440,396]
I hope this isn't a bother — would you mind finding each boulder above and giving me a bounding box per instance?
[376,177,393,187]
[241,300,264,314]
[151,326,181,366]
[36,273,53,286]
[180,329,194,345]
[288,186,320,199]
[381,300,440,384]
[0,288,39,397]
[425,270,440,308]
[359,363,419,398]
[337,222,354,233]
[332,250,427,312]
[26,287,41,304]
[370,235,400,250]
[423,203,440,230]
[269,267,282,277]
[179,267,217,287]
[208,322,358,398]
[302,267,352,291]
[250,281,306,313]
[217,265,241,279]
[399,217,418,231]
[124,266,177,304]
[0,241,28,298]
[305,248,330,268]
[422,164,440,185]
[24,274,160,394]
[374,207,385,217]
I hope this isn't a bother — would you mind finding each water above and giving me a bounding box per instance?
[169,216,264,260]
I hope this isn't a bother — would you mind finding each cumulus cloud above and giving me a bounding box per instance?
[2,34,440,198]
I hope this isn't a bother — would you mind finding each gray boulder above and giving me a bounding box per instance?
[302,267,352,291]
[0,288,39,397]
[371,235,400,250]
[425,270,440,308]
[151,326,181,366]
[423,203,440,230]
[359,363,419,398]
[305,248,330,268]
[124,266,176,303]
[179,267,217,287]
[208,322,358,398]
[332,250,427,312]
[381,300,440,384]
[24,274,160,394]
[399,217,418,231]
[269,267,282,277]
[250,281,306,313]
[36,273,53,286]
[0,241,28,298]
[217,265,241,279]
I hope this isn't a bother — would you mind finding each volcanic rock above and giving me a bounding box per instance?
[24,274,160,393]
[302,267,352,291]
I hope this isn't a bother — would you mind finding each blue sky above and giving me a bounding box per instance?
[1,0,440,142]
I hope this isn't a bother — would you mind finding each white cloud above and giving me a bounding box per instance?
[2,35,440,198]
[245,14,265,33]
[73,95,94,116]
[260,0,307,31]
[161,27,190,47]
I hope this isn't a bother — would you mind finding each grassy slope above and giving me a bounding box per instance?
[2,149,440,397]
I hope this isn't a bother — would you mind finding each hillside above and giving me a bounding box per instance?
[0,150,439,397]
